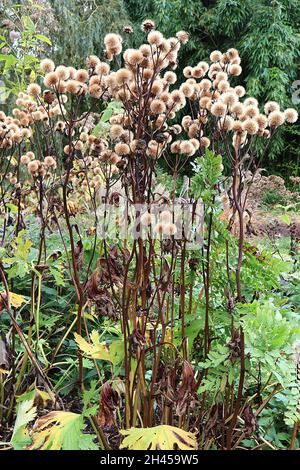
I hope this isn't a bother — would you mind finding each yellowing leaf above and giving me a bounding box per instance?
[120,425,198,450]
[35,388,51,406]
[74,331,111,362]
[0,291,27,308]
[27,411,97,450]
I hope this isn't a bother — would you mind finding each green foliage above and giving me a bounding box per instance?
[0,1,52,104]
[48,0,129,66]
[2,230,32,279]
[191,149,223,204]
[261,188,285,207]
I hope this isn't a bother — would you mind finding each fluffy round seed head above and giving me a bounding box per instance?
[210,50,222,62]
[86,55,100,69]
[180,140,195,155]
[170,141,181,153]
[142,68,153,80]
[227,48,239,60]
[234,85,246,98]
[150,99,166,114]
[75,141,84,151]
[211,101,226,117]
[164,71,177,84]
[242,118,259,135]
[231,102,244,116]
[90,75,100,86]
[200,137,210,148]
[104,33,121,48]
[176,30,189,44]
[268,111,285,128]
[66,80,80,94]
[284,108,298,123]
[229,64,242,76]
[199,96,210,109]
[125,49,144,66]
[199,79,211,91]
[139,44,152,57]
[190,138,200,150]
[115,68,131,84]
[109,153,120,165]
[181,115,192,129]
[141,19,155,32]
[197,61,209,74]
[170,90,185,104]
[115,142,130,155]
[215,71,228,81]
[67,67,76,79]
[64,145,72,155]
[89,84,102,98]
[192,67,204,79]
[27,83,41,96]
[148,30,164,46]
[40,58,55,73]
[180,82,194,98]
[116,88,130,102]
[221,91,238,106]
[151,80,163,96]
[218,80,229,92]
[244,97,258,107]
[95,62,110,75]
[44,156,56,167]
[21,154,30,164]
[21,128,32,140]
[123,24,134,34]
[110,124,124,139]
[32,110,43,121]
[75,69,89,83]
[256,114,268,129]
[26,151,35,160]
[232,121,243,133]
[55,65,69,80]
[27,160,39,173]
[188,123,200,138]
[244,105,259,118]
[44,72,59,87]
[183,66,193,78]
[264,101,280,115]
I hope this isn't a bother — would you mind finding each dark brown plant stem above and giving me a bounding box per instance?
[62,119,84,391]
[226,329,245,449]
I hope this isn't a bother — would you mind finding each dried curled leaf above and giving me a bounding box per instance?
[120,425,198,450]
[27,411,97,450]
[97,381,119,428]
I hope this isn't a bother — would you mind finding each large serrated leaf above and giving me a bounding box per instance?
[120,425,198,450]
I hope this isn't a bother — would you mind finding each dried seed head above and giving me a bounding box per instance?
[40,58,55,73]
[284,108,298,123]
[268,111,285,128]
